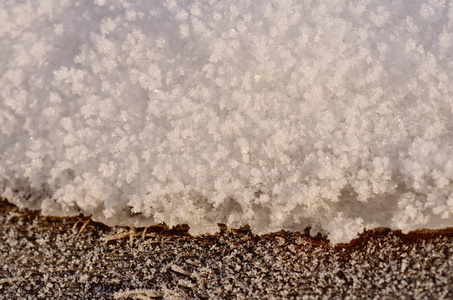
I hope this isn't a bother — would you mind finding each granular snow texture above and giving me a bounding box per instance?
[0,201,452,299]
[1,0,453,243]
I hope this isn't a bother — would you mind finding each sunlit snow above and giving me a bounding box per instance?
[1,0,453,243]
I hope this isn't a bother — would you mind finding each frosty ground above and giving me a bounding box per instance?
[0,200,451,299]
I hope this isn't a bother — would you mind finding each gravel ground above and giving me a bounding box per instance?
[0,199,452,299]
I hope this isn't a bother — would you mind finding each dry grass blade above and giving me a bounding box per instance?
[103,228,142,244]
[0,278,22,285]
[114,289,164,299]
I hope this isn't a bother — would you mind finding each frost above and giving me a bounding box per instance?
[1,0,453,243]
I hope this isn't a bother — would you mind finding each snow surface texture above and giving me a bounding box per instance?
[1,0,453,243]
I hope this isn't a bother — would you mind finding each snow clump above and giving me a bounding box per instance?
[1,0,453,243]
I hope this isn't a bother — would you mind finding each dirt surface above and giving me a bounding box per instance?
[0,199,452,299]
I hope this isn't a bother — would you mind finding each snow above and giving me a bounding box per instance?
[1,0,453,243]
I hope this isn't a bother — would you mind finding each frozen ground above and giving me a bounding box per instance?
[0,200,452,299]
[1,0,453,243]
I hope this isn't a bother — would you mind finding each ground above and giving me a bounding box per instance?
[0,199,452,299]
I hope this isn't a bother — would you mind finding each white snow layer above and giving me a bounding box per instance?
[1,0,453,243]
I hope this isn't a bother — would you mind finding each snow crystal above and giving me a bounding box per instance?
[1,0,453,243]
